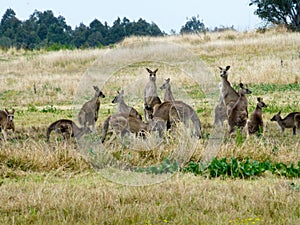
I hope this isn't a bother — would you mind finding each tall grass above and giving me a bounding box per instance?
[0,29,299,224]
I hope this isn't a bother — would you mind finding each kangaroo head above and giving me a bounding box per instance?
[257,97,267,108]
[219,65,230,79]
[146,68,158,81]
[160,78,171,90]
[93,86,105,98]
[239,83,252,95]
[5,108,15,122]
[271,111,281,122]
[112,90,124,103]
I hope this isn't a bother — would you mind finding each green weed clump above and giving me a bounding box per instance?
[183,157,300,179]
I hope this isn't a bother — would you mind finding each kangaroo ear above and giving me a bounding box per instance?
[166,78,170,82]
[146,68,152,73]
[12,108,15,113]
[116,90,120,94]
[218,66,223,70]
[153,68,158,74]
[257,97,261,102]
[278,111,281,115]
[239,83,244,88]
[5,108,8,113]
[226,66,230,71]
[93,86,99,91]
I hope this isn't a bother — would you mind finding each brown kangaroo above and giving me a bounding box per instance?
[0,108,15,141]
[247,97,267,135]
[219,66,239,117]
[155,78,202,138]
[46,119,92,142]
[112,90,142,120]
[78,86,105,130]
[270,111,300,135]
[101,113,162,143]
[228,83,252,133]
[144,68,161,120]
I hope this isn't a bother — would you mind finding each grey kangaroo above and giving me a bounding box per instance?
[228,83,252,133]
[112,90,142,120]
[144,68,161,120]
[160,78,175,102]
[270,111,300,135]
[219,66,239,117]
[78,86,105,130]
[214,82,227,127]
[0,108,15,141]
[247,97,267,135]
[46,119,92,142]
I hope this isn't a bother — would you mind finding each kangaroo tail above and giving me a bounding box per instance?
[46,124,54,142]
[101,115,111,143]
[191,111,202,139]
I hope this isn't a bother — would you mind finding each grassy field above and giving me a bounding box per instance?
[0,28,300,224]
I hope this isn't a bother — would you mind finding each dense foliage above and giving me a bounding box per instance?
[0,8,164,50]
[250,0,300,31]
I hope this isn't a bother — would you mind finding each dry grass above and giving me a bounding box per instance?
[0,29,300,224]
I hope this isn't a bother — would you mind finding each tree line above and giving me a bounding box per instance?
[0,8,165,50]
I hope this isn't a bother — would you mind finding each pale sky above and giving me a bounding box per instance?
[0,0,263,33]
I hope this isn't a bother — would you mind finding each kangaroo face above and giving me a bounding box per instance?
[219,65,230,79]
[146,68,158,82]
[112,90,124,103]
[93,86,105,98]
[257,97,267,108]
[271,111,281,122]
[5,109,15,122]
[239,83,252,95]
[160,78,170,90]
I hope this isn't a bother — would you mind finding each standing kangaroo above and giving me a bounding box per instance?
[144,68,161,120]
[214,82,227,127]
[112,90,142,120]
[160,78,175,102]
[155,78,202,138]
[78,86,105,130]
[0,109,15,141]
[46,119,92,142]
[270,111,300,135]
[247,97,267,135]
[219,66,239,117]
[228,83,252,133]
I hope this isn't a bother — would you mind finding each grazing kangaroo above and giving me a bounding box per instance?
[219,66,239,116]
[214,83,227,127]
[160,78,175,102]
[0,109,15,141]
[112,90,142,120]
[78,86,105,130]
[247,97,267,135]
[270,111,300,135]
[101,113,161,143]
[228,83,252,133]
[155,78,202,138]
[144,68,161,120]
[46,119,92,142]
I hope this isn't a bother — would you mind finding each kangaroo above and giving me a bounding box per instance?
[144,68,161,120]
[0,109,15,141]
[160,78,175,102]
[247,97,267,135]
[78,86,105,130]
[101,113,157,143]
[46,119,92,142]
[228,83,252,133]
[214,83,227,127]
[219,66,239,116]
[155,78,202,138]
[112,90,142,120]
[270,111,300,135]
